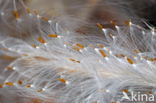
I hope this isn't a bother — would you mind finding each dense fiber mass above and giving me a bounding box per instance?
[0,0,156,103]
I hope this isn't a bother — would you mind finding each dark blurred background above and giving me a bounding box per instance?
[27,0,156,27]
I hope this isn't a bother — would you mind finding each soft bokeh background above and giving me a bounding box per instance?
[27,0,156,26]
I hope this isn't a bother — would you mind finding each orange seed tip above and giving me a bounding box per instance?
[69,58,80,63]
[37,37,46,44]
[4,82,14,86]
[76,43,84,49]
[12,10,20,19]
[57,78,67,83]
[48,34,58,38]
[126,57,134,64]
[99,50,107,57]
[96,23,104,29]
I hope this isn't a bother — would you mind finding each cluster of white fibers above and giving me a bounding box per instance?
[0,0,156,103]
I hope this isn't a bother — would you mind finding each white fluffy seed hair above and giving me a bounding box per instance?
[0,0,156,103]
